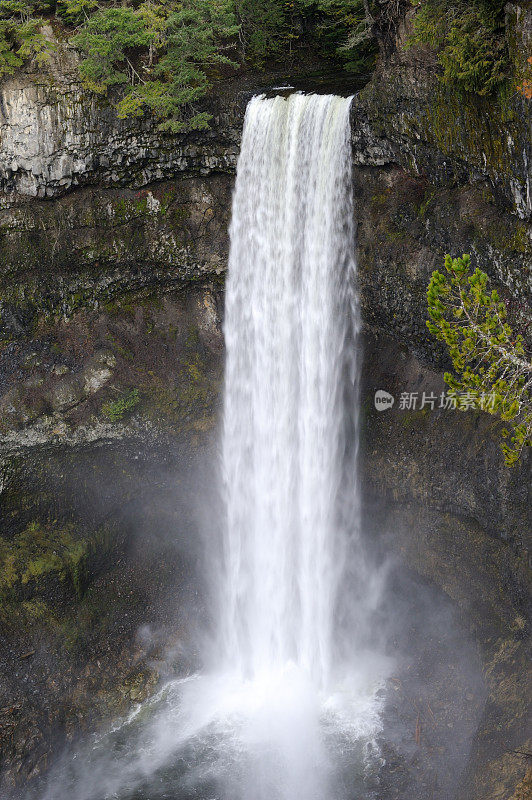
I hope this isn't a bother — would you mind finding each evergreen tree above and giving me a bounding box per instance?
[0,0,377,128]
[72,7,153,94]
[0,0,54,77]
[73,0,238,132]
[427,254,532,466]
[233,0,287,65]
[408,0,508,96]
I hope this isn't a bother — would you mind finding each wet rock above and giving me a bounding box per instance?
[82,351,116,395]
[351,8,532,221]
[0,37,239,201]
[0,302,37,341]
[46,375,83,412]
[51,364,69,377]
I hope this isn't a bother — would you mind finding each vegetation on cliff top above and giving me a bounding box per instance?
[73,0,239,132]
[0,0,524,128]
[427,254,532,466]
[0,0,376,132]
[407,0,509,97]
[0,0,55,76]
[234,0,376,72]
[1,0,529,132]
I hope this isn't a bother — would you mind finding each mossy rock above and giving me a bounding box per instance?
[0,519,123,602]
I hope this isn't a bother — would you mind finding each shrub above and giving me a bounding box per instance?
[0,0,378,127]
[0,0,55,78]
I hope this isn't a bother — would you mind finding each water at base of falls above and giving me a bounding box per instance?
[35,93,388,800]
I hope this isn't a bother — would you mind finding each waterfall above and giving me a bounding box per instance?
[36,93,386,800]
[221,93,359,691]
[27,90,484,800]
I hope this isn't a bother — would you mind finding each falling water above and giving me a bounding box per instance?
[34,93,386,800]
[222,92,360,689]
[204,92,385,799]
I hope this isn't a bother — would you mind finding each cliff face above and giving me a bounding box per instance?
[353,4,532,222]
[0,30,240,199]
[350,14,531,796]
[0,11,530,800]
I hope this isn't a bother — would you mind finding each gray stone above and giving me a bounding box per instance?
[47,376,83,411]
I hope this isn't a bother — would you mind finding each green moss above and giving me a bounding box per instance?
[0,519,123,600]
[103,296,137,317]
[23,552,64,584]
[186,358,204,382]
[101,388,140,421]
[420,83,518,181]
[477,218,532,256]
[0,521,89,598]
[111,194,162,224]
[0,184,214,341]
[112,197,133,223]
[170,206,190,226]
[105,332,134,359]
[0,547,123,662]
[142,341,220,433]
[21,598,54,622]
[184,324,200,350]
[417,189,437,219]
[509,224,532,254]
[384,229,407,243]
[160,188,177,215]
[370,190,391,210]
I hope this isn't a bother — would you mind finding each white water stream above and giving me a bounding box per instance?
[222,92,359,688]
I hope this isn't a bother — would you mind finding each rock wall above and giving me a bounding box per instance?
[0,177,231,340]
[360,329,530,800]
[349,11,532,793]
[0,33,239,199]
[0,40,234,788]
[353,4,532,223]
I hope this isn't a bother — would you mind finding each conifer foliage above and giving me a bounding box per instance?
[0,0,56,77]
[0,0,377,132]
[408,0,508,96]
[427,254,532,466]
[73,0,239,132]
